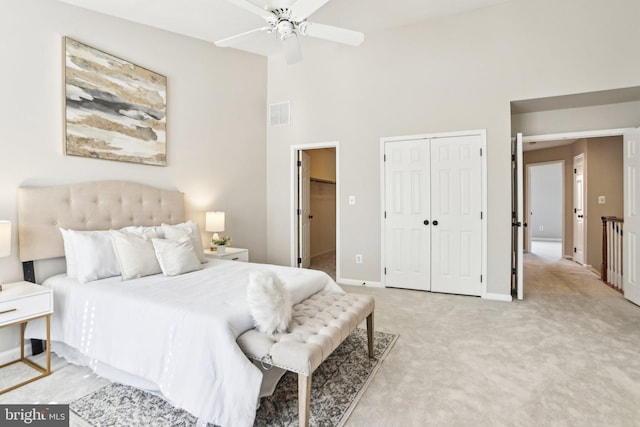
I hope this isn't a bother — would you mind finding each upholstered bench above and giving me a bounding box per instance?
[237,291,375,427]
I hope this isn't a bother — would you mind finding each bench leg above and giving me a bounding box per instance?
[367,312,375,358]
[298,373,311,427]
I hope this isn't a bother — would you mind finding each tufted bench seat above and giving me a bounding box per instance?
[237,291,375,427]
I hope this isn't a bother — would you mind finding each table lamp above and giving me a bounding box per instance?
[206,212,225,249]
[0,221,11,292]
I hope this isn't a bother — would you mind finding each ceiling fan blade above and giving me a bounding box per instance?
[281,34,303,65]
[289,0,330,21]
[299,22,364,46]
[215,27,270,47]
[223,0,274,20]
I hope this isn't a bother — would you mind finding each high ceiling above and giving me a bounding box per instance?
[56,0,512,57]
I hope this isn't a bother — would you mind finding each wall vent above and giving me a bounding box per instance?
[269,101,291,127]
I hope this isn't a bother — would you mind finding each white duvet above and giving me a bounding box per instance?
[26,260,342,427]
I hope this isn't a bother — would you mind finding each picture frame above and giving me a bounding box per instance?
[63,37,167,166]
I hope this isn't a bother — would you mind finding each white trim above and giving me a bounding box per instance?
[0,342,33,365]
[480,129,488,298]
[380,129,488,297]
[382,128,488,143]
[523,128,629,143]
[290,142,340,281]
[483,293,513,302]
[338,279,384,288]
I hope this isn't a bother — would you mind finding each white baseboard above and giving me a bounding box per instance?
[338,278,384,288]
[531,237,562,242]
[0,342,32,365]
[483,293,513,302]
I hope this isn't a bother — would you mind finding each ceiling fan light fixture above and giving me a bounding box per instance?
[218,0,365,64]
[277,20,295,39]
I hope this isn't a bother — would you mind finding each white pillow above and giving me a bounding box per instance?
[59,228,77,278]
[120,225,165,239]
[246,270,292,336]
[152,236,202,277]
[110,230,161,280]
[161,221,206,263]
[68,230,121,283]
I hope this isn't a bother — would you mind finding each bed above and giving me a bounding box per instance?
[17,180,342,427]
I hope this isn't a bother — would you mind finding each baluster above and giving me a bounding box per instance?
[611,221,620,289]
[608,220,613,285]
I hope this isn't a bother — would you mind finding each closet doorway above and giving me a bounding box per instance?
[380,130,488,297]
[291,143,338,281]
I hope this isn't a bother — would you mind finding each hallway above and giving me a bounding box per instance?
[524,249,621,298]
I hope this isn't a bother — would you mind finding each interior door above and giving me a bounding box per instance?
[573,154,585,265]
[515,133,524,300]
[430,135,483,296]
[624,128,640,306]
[299,151,312,268]
[384,139,431,290]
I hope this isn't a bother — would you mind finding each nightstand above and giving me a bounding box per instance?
[0,281,53,394]
[204,247,249,262]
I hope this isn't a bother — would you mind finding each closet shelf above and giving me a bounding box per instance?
[310,177,336,184]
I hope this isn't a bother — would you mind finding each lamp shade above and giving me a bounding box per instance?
[206,212,225,233]
[0,221,11,258]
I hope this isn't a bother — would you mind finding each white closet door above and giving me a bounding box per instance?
[624,128,640,306]
[430,135,483,296]
[384,139,431,290]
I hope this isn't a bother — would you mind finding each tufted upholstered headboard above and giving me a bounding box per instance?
[18,180,185,263]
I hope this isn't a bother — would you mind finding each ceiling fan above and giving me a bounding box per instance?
[215,0,365,64]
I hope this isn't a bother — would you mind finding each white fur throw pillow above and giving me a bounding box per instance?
[247,270,292,336]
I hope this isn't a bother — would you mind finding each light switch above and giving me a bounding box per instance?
[598,196,606,205]
[348,196,356,205]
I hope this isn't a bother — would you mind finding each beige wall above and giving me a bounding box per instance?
[0,0,266,353]
[266,0,640,293]
[309,148,336,182]
[585,137,624,271]
[522,137,623,271]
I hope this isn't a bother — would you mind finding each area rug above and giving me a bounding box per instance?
[70,329,398,427]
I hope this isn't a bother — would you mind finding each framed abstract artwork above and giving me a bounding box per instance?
[64,37,167,166]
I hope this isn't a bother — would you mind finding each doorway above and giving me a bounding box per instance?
[526,161,564,260]
[513,131,628,300]
[291,143,338,281]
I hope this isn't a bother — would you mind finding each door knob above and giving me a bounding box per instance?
[309,215,314,219]
[432,220,439,226]
[423,220,429,226]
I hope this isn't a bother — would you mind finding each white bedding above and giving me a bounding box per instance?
[25,260,342,426]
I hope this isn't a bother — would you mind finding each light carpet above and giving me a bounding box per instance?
[70,329,397,427]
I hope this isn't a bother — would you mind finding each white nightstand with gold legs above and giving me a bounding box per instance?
[0,281,53,394]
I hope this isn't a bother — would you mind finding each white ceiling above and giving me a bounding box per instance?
[56,0,512,57]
